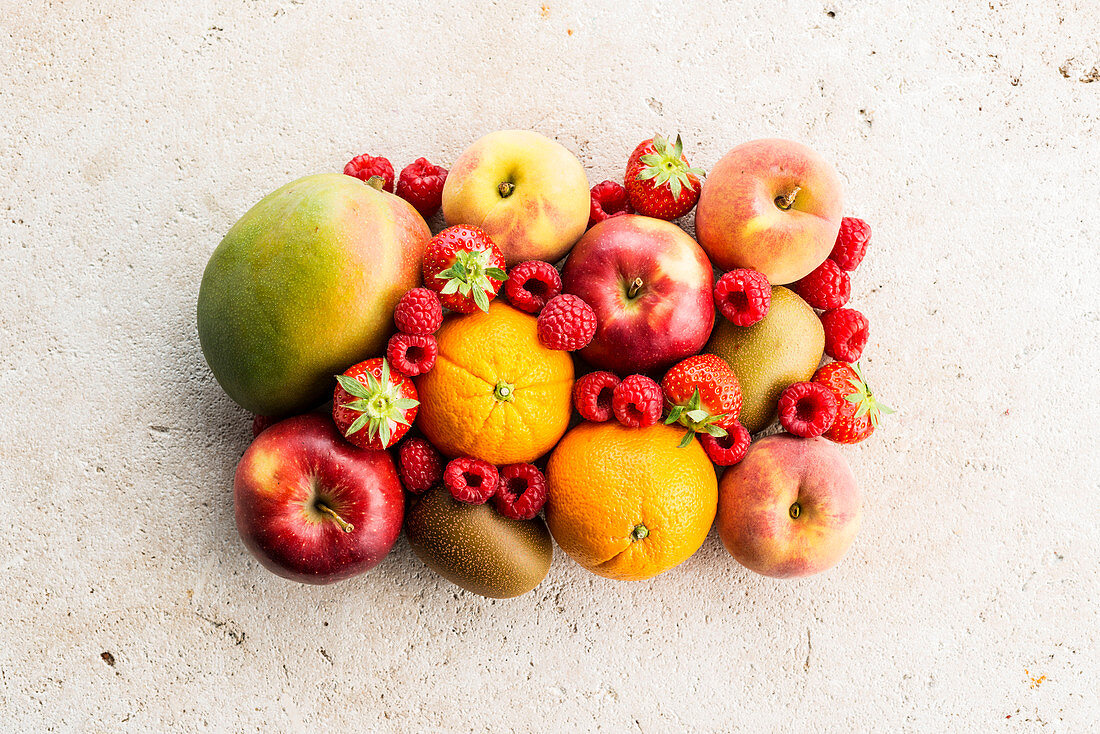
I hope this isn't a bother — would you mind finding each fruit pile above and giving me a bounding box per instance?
[198,130,892,597]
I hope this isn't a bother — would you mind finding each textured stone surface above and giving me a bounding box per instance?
[2,1,1098,730]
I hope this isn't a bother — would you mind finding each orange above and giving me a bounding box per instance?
[544,422,718,580]
[415,301,574,465]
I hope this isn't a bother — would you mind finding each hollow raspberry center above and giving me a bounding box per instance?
[523,278,549,300]
[596,387,614,415]
[506,476,529,498]
[725,291,750,312]
[625,404,644,423]
[711,433,735,450]
[465,473,483,489]
[795,398,818,424]
[406,345,424,363]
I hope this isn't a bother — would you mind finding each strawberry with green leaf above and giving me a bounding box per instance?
[660,354,743,448]
[812,361,894,444]
[422,224,508,313]
[624,134,705,220]
[332,358,419,449]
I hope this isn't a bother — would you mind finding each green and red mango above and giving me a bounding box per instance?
[198,173,430,416]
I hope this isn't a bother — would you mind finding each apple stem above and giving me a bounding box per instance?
[627,277,644,299]
[497,181,515,198]
[774,186,801,211]
[789,502,801,520]
[316,502,355,533]
[364,176,386,192]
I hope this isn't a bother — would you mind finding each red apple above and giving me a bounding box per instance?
[560,215,715,374]
[695,139,843,285]
[716,434,860,578]
[234,413,404,584]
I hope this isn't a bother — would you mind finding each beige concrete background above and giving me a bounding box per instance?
[2,0,1099,730]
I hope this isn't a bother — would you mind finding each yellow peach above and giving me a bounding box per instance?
[442,130,589,265]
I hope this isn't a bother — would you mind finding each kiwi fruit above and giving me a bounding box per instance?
[707,286,824,433]
[404,486,553,599]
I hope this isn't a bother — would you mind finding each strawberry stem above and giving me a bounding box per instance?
[635,134,704,199]
[335,360,418,446]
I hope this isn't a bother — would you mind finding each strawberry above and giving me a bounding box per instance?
[624,134,705,220]
[660,354,743,447]
[332,358,419,449]
[811,361,893,444]
[422,225,508,313]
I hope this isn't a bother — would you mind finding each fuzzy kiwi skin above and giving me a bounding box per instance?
[707,286,824,433]
[404,486,553,599]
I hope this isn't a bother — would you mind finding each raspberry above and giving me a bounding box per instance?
[699,423,751,466]
[537,294,597,351]
[572,374,624,424]
[397,438,444,494]
[386,332,438,376]
[505,260,562,314]
[343,153,395,192]
[794,259,850,310]
[572,371,621,422]
[393,287,443,335]
[829,217,871,272]
[714,269,771,326]
[778,382,838,438]
[252,415,279,437]
[443,457,499,504]
[821,308,869,363]
[588,180,631,228]
[396,157,448,219]
[611,374,663,428]
[492,463,549,520]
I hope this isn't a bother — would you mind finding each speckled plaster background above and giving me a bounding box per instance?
[2,1,1099,730]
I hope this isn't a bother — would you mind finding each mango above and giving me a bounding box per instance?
[197,174,430,415]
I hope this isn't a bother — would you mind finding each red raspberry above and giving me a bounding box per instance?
[393,287,443,335]
[778,382,838,438]
[714,269,771,326]
[588,180,631,228]
[493,463,549,520]
[396,157,448,219]
[443,457,498,504]
[252,415,279,437]
[505,260,562,314]
[611,374,663,428]
[386,332,438,377]
[829,217,871,271]
[794,259,850,310]
[537,294,597,351]
[821,308,870,363]
[397,438,444,494]
[343,153,395,192]
[698,423,751,466]
[572,371,621,422]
